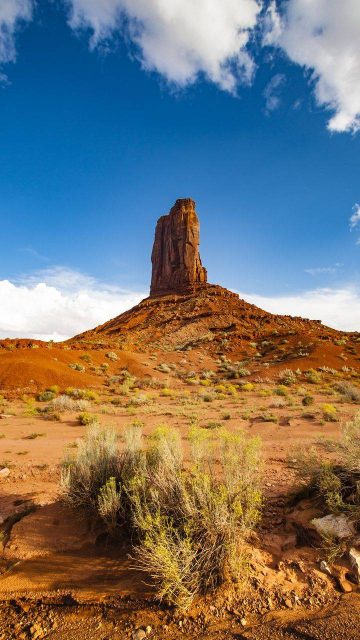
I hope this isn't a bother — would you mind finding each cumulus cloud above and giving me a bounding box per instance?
[1,266,359,341]
[350,203,360,230]
[67,0,262,91]
[0,267,146,341]
[263,73,285,114]
[0,0,32,72]
[265,0,360,133]
[239,286,360,331]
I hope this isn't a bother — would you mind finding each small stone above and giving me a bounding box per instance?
[240,618,247,627]
[311,514,355,540]
[319,560,332,576]
[285,599,293,609]
[349,547,360,583]
[145,626,152,635]
[132,630,146,640]
[0,467,10,478]
[337,577,353,593]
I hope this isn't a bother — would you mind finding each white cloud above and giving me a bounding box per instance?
[263,72,285,113]
[239,286,360,331]
[265,0,360,133]
[67,0,262,91]
[1,266,359,341]
[0,267,146,341]
[0,0,32,70]
[350,203,360,230]
[304,263,342,276]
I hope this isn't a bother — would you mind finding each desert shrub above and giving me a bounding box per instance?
[322,404,337,422]
[205,421,222,430]
[65,388,98,401]
[292,412,360,527]
[61,424,120,511]
[60,423,262,609]
[278,369,297,386]
[260,412,278,423]
[302,395,314,406]
[334,338,347,346]
[334,381,360,403]
[201,392,215,403]
[47,385,60,394]
[78,411,98,426]
[319,366,337,375]
[241,383,254,392]
[106,351,118,361]
[80,354,92,363]
[274,385,288,396]
[304,369,322,384]
[69,363,86,372]
[160,388,173,397]
[37,390,56,402]
[270,398,286,409]
[98,477,122,535]
[51,395,90,413]
[156,363,171,374]
[127,394,150,407]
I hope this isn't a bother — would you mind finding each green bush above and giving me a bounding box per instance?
[37,390,56,402]
[334,381,360,403]
[106,351,118,361]
[302,395,314,406]
[322,403,337,422]
[61,423,262,609]
[78,411,97,426]
[278,369,297,386]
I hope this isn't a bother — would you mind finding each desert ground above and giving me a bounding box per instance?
[1,339,360,639]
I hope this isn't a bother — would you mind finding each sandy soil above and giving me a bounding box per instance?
[1,345,360,638]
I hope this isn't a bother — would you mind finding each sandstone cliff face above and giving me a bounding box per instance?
[150,198,207,296]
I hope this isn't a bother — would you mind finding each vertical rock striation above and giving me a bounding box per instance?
[150,198,207,296]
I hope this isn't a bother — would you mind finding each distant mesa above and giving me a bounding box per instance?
[150,198,207,297]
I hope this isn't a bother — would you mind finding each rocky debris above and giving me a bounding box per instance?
[311,514,355,540]
[150,198,207,296]
[0,467,10,478]
[349,547,360,583]
[319,560,333,577]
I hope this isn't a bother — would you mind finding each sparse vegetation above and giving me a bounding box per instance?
[61,423,262,609]
[334,381,360,403]
[322,403,337,422]
[78,412,98,426]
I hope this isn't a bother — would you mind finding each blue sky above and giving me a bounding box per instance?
[1,0,360,339]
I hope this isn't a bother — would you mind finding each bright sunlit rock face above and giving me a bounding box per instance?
[150,198,207,296]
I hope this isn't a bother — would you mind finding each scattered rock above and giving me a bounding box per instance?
[0,467,10,478]
[311,514,355,540]
[349,547,360,583]
[336,576,353,593]
[132,629,146,640]
[319,560,332,576]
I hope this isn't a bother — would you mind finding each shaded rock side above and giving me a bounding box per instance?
[150,198,207,296]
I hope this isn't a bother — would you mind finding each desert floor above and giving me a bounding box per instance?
[1,346,360,638]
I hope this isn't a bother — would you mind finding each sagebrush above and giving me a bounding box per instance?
[61,423,262,608]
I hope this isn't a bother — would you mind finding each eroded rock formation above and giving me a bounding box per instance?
[150,198,207,296]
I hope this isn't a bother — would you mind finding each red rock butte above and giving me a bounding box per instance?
[150,198,207,296]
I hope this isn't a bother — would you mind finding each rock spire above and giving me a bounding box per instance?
[150,198,207,297]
